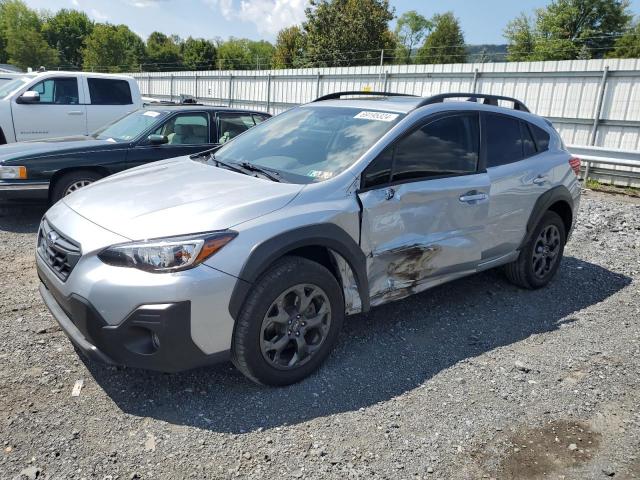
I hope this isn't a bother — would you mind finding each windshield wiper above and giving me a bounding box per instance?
[238,162,281,182]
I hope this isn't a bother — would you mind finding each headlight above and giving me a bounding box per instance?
[0,166,27,179]
[98,231,237,273]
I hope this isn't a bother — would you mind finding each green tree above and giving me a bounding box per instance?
[505,0,633,61]
[607,21,640,57]
[0,0,58,70]
[416,12,466,64]
[41,9,93,68]
[145,31,182,70]
[181,37,216,70]
[303,0,395,67]
[82,23,145,72]
[394,10,432,64]
[217,38,274,70]
[273,26,306,69]
[504,13,536,61]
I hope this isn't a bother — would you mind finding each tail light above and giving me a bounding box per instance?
[568,156,581,177]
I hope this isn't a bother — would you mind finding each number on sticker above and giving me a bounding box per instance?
[354,111,399,122]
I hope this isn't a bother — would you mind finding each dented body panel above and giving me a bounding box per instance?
[358,173,491,301]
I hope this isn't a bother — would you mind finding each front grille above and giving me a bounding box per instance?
[37,219,81,282]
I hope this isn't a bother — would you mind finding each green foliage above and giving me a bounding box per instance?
[181,37,217,70]
[0,0,58,70]
[303,0,395,67]
[41,9,93,68]
[217,38,275,70]
[416,12,466,64]
[394,10,432,64]
[505,0,633,61]
[273,26,306,69]
[607,21,640,57]
[504,14,536,61]
[145,31,182,70]
[82,23,145,72]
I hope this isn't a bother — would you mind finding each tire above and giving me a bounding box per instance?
[504,211,566,289]
[231,256,344,386]
[51,170,103,204]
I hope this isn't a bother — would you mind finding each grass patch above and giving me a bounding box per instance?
[583,178,640,197]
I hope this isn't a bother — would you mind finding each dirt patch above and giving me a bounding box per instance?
[495,420,601,479]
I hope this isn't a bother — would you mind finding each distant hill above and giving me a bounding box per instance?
[466,44,509,63]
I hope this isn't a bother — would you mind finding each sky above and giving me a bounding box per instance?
[22,0,640,45]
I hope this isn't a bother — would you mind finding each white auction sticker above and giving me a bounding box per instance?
[354,111,399,122]
[143,111,161,117]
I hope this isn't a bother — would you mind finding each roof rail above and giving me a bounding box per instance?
[418,93,530,112]
[313,91,418,102]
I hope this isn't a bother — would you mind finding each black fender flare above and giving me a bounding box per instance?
[228,224,370,320]
[520,185,574,248]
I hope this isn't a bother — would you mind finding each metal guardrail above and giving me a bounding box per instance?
[567,145,640,187]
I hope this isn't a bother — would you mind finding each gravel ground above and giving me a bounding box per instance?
[0,189,639,480]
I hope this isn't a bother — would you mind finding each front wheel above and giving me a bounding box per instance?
[504,211,566,289]
[50,170,103,204]
[231,256,344,386]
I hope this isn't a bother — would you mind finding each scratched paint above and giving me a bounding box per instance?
[368,243,442,306]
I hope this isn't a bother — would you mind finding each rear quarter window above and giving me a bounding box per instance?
[88,78,133,105]
[530,123,551,152]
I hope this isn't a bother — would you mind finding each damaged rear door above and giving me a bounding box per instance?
[358,112,490,305]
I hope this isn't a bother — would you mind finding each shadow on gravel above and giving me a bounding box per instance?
[0,203,47,233]
[83,256,631,434]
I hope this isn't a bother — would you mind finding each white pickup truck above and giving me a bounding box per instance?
[0,71,142,144]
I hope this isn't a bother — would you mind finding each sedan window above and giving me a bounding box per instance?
[153,113,210,145]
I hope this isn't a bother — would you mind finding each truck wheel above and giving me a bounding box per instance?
[232,256,344,386]
[51,170,103,204]
[504,211,566,289]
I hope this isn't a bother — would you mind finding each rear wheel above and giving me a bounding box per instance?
[504,211,566,289]
[51,170,103,203]
[231,256,344,386]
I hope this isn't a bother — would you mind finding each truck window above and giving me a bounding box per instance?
[30,78,79,104]
[88,78,133,105]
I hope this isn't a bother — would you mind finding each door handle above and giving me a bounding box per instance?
[384,187,395,200]
[67,111,84,116]
[532,175,548,185]
[459,192,488,203]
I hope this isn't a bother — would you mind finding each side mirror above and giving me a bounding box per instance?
[148,134,168,145]
[17,90,40,104]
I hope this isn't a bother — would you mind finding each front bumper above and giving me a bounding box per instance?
[36,203,242,372]
[38,278,230,372]
[0,181,49,201]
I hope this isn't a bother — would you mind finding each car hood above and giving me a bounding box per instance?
[0,136,120,163]
[62,157,305,240]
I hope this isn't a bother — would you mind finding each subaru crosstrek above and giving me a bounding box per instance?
[36,92,581,385]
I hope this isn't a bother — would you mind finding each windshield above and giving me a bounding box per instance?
[93,109,167,142]
[0,76,31,99]
[210,105,404,183]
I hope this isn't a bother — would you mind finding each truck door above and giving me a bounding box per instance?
[12,76,87,141]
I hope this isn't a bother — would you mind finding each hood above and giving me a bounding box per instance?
[0,136,120,163]
[62,157,304,240]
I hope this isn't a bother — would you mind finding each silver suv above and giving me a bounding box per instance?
[37,92,581,385]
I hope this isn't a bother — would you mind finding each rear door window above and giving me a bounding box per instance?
[485,114,524,167]
[88,78,133,105]
[218,113,256,143]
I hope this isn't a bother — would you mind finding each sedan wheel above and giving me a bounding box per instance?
[64,179,94,196]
